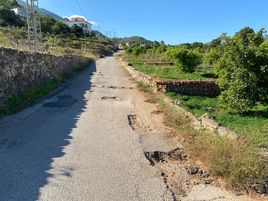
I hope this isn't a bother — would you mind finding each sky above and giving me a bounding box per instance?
[38,0,268,44]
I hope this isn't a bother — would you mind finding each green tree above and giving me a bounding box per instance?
[40,15,58,34]
[216,27,268,112]
[0,7,24,27]
[204,47,223,66]
[191,42,204,49]
[52,21,71,36]
[210,37,222,48]
[164,47,202,72]
[41,16,71,36]
[71,24,84,38]
[0,0,18,8]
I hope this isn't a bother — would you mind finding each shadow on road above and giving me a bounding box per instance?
[0,62,96,201]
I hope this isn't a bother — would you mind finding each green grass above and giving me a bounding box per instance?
[0,79,62,116]
[125,56,216,80]
[166,92,268,147]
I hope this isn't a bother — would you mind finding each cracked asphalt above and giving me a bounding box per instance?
[0,56,174,201]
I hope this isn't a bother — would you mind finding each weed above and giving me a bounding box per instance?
[136,80,267,189]
[136,81,152,93]
[192,132,266,187]
[166,92,268,148]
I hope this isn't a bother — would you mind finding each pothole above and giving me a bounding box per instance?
[93,85,131,90]
[144,148,187,166]
[0,139,17,150]
[101,96,123,101]
[43,95,77,108]
[127,115,146,132]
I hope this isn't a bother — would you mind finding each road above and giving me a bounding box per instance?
[0,56,174,201]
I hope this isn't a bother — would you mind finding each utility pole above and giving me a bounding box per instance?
[98,25,101,43]
[26,0,42,52]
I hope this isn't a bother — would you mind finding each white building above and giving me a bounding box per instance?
[12,1,94,32]
[64,15,92,31]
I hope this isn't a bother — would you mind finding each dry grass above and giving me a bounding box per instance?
[136,81,267,189]
[136,81,152,93]
[192,132,266,187]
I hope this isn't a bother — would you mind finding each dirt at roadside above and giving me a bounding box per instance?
[118,59,268,201]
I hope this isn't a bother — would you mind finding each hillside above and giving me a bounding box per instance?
[118,36,153,46]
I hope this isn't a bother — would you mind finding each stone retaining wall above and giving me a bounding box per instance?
[122,60,239,141]
[156,79,220,97]
[0,47,91,103]
[126,63,220,97]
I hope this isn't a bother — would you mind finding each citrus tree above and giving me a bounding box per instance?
[216,27,268,112]
[164,47,202,72]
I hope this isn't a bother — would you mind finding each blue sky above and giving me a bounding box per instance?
[38,0,268,44]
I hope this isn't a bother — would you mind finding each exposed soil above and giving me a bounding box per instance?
[127,115,146,132]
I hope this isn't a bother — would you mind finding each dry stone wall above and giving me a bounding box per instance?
[0,47,91,103]
[125,63,220,97]
[156,79,221,97]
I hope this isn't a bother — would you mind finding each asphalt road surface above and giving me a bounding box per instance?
[0,56,174,201]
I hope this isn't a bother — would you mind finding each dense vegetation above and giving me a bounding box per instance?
[124,27,268,114]
[216,28,268,112]
[40,16,97,39]
[0,0,18,9]
[116,36,154,46]
[124,27,268,154]
[131,29,268,188]
[0,3,115,57]
[164,47,202,72]
[167,92,268,147]
[0,1,98,39]
[0,0,24,27]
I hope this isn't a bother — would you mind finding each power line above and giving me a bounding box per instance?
[75,0,89,20]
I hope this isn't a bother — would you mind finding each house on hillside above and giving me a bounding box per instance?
[11,7,27,18]
[11,1,94,32]
[64,15,92,31]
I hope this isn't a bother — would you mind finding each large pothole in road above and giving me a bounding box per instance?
[101,96,123,101]
[144,148,187,166]
[127,115,146,132]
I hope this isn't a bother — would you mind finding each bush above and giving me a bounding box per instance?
[193,132,266,186]
[0,7,24,27]
[216,27,268,112]
[0,0,18,9]
[164,47,202,72]
[125,46,147,56]
[204,47,223,66]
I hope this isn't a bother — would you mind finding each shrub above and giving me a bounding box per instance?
[216,27,268,112]
[164,47,202,72]
[125,46,147,56]
[193,133,266,186]
[0,7,24,27]
[204,47,223,66]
